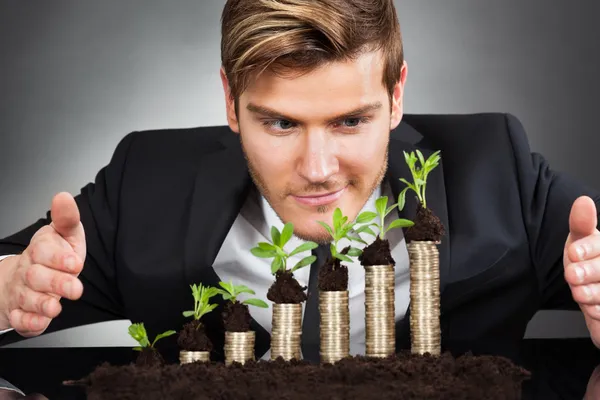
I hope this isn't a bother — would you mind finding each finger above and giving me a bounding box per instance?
[22,264,83,300]
[15,285,62,319]
[565,257,600,285]
[570,282,600,305]
[8,308,50,337]
[49,192,85,255]
[581,304,600,321]
[569,196,598,241]
[27,238,84,274]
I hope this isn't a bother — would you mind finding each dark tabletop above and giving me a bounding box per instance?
[1,339,600,399]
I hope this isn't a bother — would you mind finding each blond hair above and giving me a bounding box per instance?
[220,0,404,102]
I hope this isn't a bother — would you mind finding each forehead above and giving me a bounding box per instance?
[240,51,387,120]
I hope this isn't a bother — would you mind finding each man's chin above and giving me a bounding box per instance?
[291,226,332,244]
[286,210,336,244]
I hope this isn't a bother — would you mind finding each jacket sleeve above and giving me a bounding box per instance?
[0,131,139,346]
[505,114,600,311]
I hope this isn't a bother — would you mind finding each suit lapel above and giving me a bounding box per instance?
[386,121,451,351]
[183,132,271,360]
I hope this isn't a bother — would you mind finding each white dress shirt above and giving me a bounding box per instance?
[0,183,411,353]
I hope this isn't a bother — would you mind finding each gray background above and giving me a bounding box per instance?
[1,0,598,347]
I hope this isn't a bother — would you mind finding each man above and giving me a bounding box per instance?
[1,0,600,364]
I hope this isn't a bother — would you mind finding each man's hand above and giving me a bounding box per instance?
[0,192,86,337]
[564,195,600,347]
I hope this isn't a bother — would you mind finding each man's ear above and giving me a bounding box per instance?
[220,66,240,133]
[390,61,408,131]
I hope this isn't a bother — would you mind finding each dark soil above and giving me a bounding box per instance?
[134,347,164,368]
[318,247,348,291]
[267,270,307,303]
[405,202,445,242]
[222,301,252,332]
[177,320,212,351]
[359,236,395,266]
[79,351,530,400]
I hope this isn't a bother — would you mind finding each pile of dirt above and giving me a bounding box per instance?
[78,351,530,400]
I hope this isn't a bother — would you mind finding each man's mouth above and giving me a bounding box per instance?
[292,187,347,207]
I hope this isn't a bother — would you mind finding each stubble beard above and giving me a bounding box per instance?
[240,133,389,244]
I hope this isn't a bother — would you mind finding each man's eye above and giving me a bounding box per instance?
[343,118,361,127]
[264,120,295,130]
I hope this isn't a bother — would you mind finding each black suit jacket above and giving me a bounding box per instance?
[1,113,598,363]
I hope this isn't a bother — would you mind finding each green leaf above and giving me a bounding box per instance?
[257,242,276,251]
[219,281,234,295]
[243,298,269,308]
[274,247,287,258]
[334,253,353,263]
[385,203,397,217]
[289,241,318,256]
[128,323,150,347]
[346,247,362,257]
[271,256,284,274]
[414,178,426,186]
[385,218,414,233]
[330,243,337,257]
[271,226,281,247]
[152,330,176,347]
[221,293,232,301]
[355,224,376,236]
[291,255,316,272]
[202,286,219,300]
[398,187,409,211]
[375,196,387,217]
[332,208,342,231]
[347,231,368,245]
[233,285,255,295]
[182,310,195,318]
[355,211,377,224]
[205,303,218,313]
[416,149,425,169]
[316,221,334,238]
[250,247,278,258]
[280,222,294,247]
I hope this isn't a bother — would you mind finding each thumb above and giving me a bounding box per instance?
[569,196,598,241]
[50,192,83,245]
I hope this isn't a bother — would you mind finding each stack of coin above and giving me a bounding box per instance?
[271,303,302,360]
[407,241,441,356]
[319,290,350,363]
[364,264,395,357]
[224,331,255,365]
[179,350,210,364]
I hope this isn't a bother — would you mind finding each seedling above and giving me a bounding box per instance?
[250,222,318,275]
[128,322,176,351]
[182,283,219,322]
[352,196,414,240]
[317,207,364,263]
[398,150,441,210]
[215,281,269,308]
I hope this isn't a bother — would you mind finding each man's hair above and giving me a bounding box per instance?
[220,0,404,103]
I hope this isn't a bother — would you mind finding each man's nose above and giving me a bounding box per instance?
[297,130,339,183]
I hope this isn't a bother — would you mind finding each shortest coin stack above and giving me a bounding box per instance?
[407,241,441,356]
[224,331,255,365]
[365,264,396,357]
[271,303,302,360]
[319,290,350,363]
[179,350,210,364]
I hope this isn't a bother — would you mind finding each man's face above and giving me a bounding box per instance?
[221,51,406,243]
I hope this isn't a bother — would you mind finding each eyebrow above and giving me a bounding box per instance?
[246,101,383,124]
